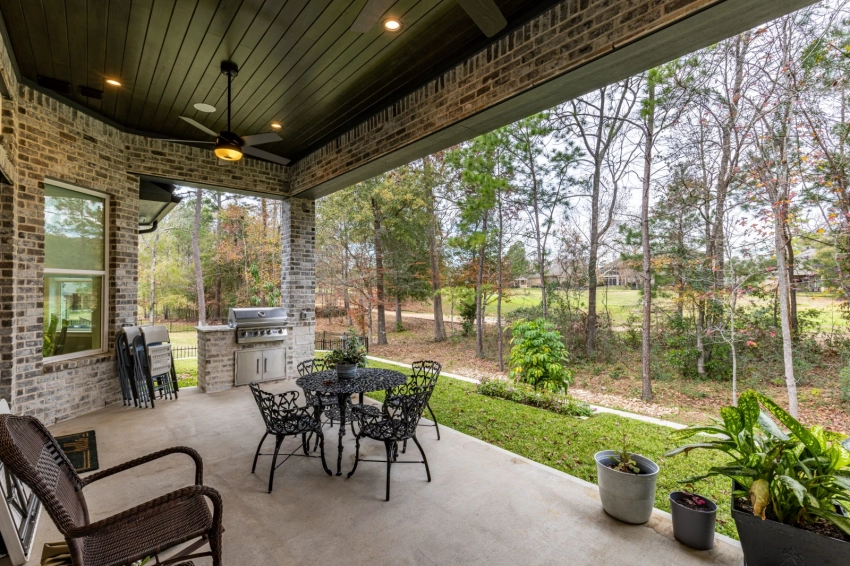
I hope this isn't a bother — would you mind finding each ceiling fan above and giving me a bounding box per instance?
[163,61,289,166]
[351,0,507,37]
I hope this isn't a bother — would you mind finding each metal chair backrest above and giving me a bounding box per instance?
[249,384,302,427]
[382,383,435,440]
[296,358,328,377]
[411,360,441,381]
[140,325,170,345]
[0,415,89,536]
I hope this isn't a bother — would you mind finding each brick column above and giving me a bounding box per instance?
[283,197,316,373]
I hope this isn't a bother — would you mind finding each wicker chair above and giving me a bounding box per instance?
[347,381,435,501]
[0,415,222,566]
[249,384,331,493]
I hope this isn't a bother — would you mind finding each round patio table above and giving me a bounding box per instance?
[296,368,407,476]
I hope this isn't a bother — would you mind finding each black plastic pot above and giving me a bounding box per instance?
[669,491,717,550]
[731,481,850,566]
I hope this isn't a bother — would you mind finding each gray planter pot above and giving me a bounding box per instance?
[335,363,358,380]
[670,491,717,550]
[594,450,660,524]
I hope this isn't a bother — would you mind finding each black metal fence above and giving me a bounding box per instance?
[315,331,369,353]
[172,346,198,360]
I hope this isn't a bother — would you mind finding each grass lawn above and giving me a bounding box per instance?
[174,358,198,388]
[484,288,848,330]
[169,330,197,348]
[362,359,738,539]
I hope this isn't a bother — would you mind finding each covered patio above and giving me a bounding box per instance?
[12,383,743,566]
[0,0,823,564]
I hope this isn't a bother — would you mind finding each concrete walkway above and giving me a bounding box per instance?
[15,385,742,566]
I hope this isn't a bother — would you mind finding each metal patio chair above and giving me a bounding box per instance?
[0,414,222,566]
[410,360,442,440]
[249,383,331,493]
[347,381,434,501]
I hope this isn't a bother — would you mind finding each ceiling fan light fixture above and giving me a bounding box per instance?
[214,135,243,161]
[383,18,402,32]
[270,122,282,130]
[105,79,121,87]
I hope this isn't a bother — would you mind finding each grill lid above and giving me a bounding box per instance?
[227,307,288,328]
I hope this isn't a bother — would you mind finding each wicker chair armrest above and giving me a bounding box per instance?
[66,485,222,539]
[81,447,204,487]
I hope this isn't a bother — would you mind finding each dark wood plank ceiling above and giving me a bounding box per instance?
[0,0,559,163]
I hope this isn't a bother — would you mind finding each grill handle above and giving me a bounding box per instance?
[256,359,260,374]
[264,358,267,373]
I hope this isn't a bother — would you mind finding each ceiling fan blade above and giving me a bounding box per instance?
[243,145,291,166]
[241,132,282,146]
[178,115,219,137]
[156,139,215,144]
[457,0,507,37]
[351,0,395,33]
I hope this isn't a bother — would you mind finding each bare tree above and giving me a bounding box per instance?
[193,188,206,326]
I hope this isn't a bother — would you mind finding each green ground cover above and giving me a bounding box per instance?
[362,359,737,539]
[174,358,198,388]
[484,288,848,330]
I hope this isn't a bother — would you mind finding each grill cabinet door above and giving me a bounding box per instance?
[235,350,263,386]
[261,348,286,381]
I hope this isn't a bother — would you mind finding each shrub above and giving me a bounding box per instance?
[477,378,593,417]
[508,318,573,391]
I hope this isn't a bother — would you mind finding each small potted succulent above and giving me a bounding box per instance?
[668,485,718,550]
[325,330,366,380]
[594,434,660,524]
[666,390,850,565]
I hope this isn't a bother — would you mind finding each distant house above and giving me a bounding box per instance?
[599,259,642,288]
[790,248,822,292]
[520,263,566,288]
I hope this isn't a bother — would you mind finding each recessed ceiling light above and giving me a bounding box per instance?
[105,79,121,87]
[194,103,216,113]
[270,122,282,130]
[383,18,402,32]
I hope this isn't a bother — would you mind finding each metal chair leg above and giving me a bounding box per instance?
[268,435,284,493]
[412,434,431,482]
[252,432,268,473]
[301,433,309,456]
[318,431,332,476]
[427,402,440,440]
[347,435,362,478]
[385,441,393,501]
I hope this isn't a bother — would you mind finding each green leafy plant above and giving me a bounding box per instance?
[508,318,573,392]
[666,390,850,538]
[609,433,641,474]
[477,378,593,417]
[325,330,367,367]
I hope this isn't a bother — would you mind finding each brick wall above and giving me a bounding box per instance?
[289,0,719,195]
[0,35,311,423]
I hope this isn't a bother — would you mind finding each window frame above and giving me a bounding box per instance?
[42,179,110,362]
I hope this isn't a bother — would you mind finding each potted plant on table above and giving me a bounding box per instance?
[326,330,366,380]
[668,485,718,550]
[594,434,660,524]
[666,390,850,565]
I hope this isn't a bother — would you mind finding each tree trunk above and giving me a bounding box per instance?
[149,232,160,326]
[730,283,738,406]
[696,301,705,377]
[371,197,387,345]
[640,78,655,402]
[497,192,505,372]
[476,212,489,358]
[784,230,798,334]
[425,157,447,342]
[193,189,207,326]
[774,215,798,417]
[395,293,403,332]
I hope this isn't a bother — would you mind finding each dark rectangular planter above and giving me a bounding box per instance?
[731,481,849,566]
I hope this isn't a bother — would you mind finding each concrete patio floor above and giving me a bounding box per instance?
[9,383,743,565]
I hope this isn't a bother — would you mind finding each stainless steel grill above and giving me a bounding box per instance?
[227,307,288,344]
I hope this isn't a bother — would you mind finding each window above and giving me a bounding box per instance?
[43,182,108,359]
